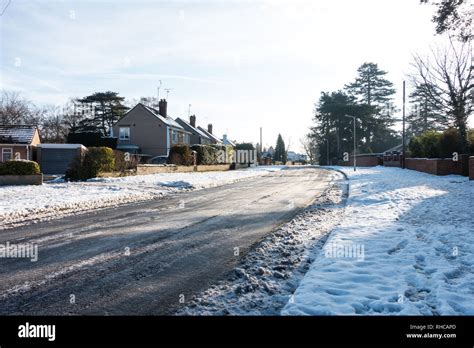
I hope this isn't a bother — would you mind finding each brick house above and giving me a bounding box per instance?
[0,125,41,162]
[112,99,191,158]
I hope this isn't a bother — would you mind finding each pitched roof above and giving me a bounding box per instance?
[175,118,211,140]
[0,125,37,144]
[141,104,184,130]
[197,126,223,144]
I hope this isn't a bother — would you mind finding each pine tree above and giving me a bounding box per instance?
[345,62,396,109]
[75,91,128,136]
[273,134,287,163]
[406,83,448,138]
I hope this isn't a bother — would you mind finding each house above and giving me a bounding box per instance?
[197,124,223,145]
[175,115,212,145]
[287,151,308,162]
[222,134,236,147]
[112,99,191,157]
[36,144,86,175]
[0,125,41,162]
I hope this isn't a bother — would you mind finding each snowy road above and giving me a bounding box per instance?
[0,167,336,315]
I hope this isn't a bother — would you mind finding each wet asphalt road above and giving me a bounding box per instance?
[0,167,335,315]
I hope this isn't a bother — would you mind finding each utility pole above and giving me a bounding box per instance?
[402,80,406,169]
[344,114,357,172]
[260,127,263,153]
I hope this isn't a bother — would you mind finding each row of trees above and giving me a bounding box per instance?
[308,62,401,165]
[0,90,130,143]
[306,0,473,164]
[408,0,473,153]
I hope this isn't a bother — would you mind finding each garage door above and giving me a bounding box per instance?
[40,149,78,174]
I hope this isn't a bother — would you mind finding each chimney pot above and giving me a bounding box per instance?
[158,99,167,117]
[208,124,213,134]
[190,115,196,127]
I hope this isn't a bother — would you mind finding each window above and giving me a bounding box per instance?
[172,130,178,143]
[119,127,130,140]
[2,148,12,162]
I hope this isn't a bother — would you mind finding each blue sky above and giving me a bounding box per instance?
[0,0,447,151]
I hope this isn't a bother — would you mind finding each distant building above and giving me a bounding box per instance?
[287,151,308,162]
[222,134,236,147]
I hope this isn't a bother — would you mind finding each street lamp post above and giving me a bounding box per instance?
[344,114,357,172]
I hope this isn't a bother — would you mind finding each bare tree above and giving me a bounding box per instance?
[0,91,32,124]
[411,38,473,152]
[300,134,318,164]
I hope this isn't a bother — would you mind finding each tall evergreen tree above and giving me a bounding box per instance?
[345,63,396,107]
[344,62,398,146]
[75,91,128,136]
[406,83,449,137]
[310,91,400,165]
[273,134,287,163]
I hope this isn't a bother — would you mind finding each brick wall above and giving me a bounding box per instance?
[470,157,474,180]
[340,154,381,167]
[405,157,469,176]
[383,154,403,168]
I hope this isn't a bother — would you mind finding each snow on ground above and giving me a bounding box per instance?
[0,166,284,228]
[282,166,474,315]
[178,172,346,315]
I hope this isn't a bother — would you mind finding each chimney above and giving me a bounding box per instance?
[208,124,213,134]
[158,99,167,117]
[190,115,196,127]
[223,134,228,142]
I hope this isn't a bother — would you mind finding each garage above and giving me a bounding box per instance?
[37,144,87,175]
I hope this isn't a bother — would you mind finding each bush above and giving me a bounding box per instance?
[0,160,41,175]
[65,147,115,181]
[438,128,463,158]
[235,143,255,150]
[64,155,86,181]
[167,144,193,166]
[190,144,219,165]
[408,137,423,158]
[468,129,474,154]
[114,150,138,173]
[213,144,234,164]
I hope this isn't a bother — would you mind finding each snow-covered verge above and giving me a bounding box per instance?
[283,166,474,315]
[0,166,284,229]
[177,173,347,315]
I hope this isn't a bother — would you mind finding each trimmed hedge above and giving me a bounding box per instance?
[167,144,193,166]
[65,147,115,181]
[0,160,41,175]
[468,129,474,154]
[190,144,219,165]
[409,128,471,158]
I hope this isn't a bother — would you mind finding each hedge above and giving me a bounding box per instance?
[190,144,219,165]
[167,144,193,166]
[409,128,470,158]
[65,147,115,181]
[0,160,41,175]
